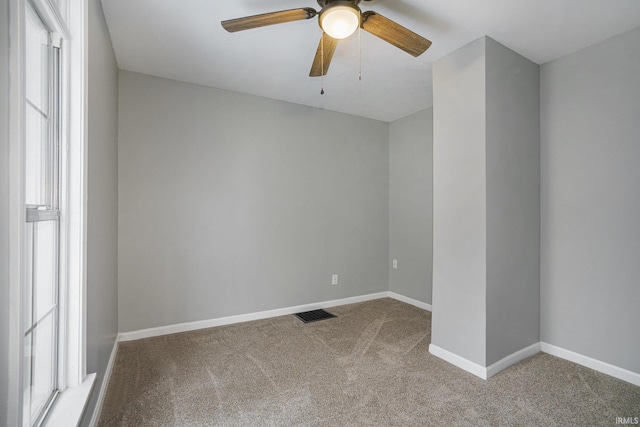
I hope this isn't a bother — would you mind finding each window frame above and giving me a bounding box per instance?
[8,0,90,425]
[22,3,63,424]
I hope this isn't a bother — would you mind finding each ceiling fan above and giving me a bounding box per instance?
[221,0,432,77]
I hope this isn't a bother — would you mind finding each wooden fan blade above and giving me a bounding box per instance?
[309,32,338,77]
[222,8,317,33]
[361,11,431,57]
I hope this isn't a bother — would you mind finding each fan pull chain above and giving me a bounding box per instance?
[358,25,362,81]
[321,33,325,95]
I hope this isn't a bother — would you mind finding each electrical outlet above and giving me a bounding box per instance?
[393,259,398,269]
[331,274,338,285]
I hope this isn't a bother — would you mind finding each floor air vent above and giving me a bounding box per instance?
[294,309,336,323]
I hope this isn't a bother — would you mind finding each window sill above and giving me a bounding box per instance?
[44,373,96,427]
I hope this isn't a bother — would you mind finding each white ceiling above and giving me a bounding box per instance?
[100,0,640,122]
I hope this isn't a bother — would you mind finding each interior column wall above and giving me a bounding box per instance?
[432,36,540,371]
[485,38,540,365]
[431,37,488,366]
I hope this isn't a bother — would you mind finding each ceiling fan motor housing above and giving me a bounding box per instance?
[317,0,361,7]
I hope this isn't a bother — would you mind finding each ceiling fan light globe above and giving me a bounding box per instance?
[320,5,359,39]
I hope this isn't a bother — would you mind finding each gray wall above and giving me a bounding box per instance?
[388,108,433,304]
[540,26,640,374]
[431,37,488,366]
[118,71,389,332]
[80,0,119,425]
[1,0,10,423]
[485,38,540,365]
[432,37,540,368]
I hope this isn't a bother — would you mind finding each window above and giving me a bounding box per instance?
[23,4,62,426]
[9,0,90,424]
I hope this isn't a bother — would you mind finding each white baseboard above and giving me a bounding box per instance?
[387,292,432,311]
[429,342,541,380]
[486,342,541,379]
[429,343,489,379]
[88,338,119,427]
[118,291,433,343]
[541,342,640,387]
[430,341,640,386]
[118,292,390,342]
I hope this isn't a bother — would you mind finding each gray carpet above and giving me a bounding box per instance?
[99,298,640,426]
